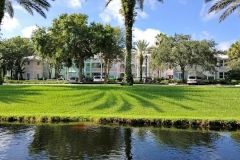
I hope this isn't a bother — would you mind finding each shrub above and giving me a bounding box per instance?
[108,78,116,84]
[227,70,240,80]
[159,80,169,85]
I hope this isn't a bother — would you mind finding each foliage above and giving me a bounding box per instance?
[205,0,240,22]
[227,70,240,80]
[90,23,125,83]
[227,40,240,70]
[0,0,54,25]
[150,33,169,78]
[0,85,239,121]
[0,36,34,80]
[31,26,57,79]
[103,0,163,85]
[49,13,95,82]
[133,39,149,82]
[153,34,218,83]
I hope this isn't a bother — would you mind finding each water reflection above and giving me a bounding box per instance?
[0,123,239,159]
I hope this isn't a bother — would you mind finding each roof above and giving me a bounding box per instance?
[24,56,41,60]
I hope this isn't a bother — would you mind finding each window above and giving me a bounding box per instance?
[37,74,40,79]
[37,61,40,65]
[219,72,225,79]
[27,61,30,65]
[219,60,223,67]
[178,73,182,79]
[27,73,30,80]
[224,60,228,66]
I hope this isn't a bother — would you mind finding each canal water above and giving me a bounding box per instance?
[0,123,239,159]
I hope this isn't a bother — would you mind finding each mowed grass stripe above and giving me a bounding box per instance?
[0,85,239,121]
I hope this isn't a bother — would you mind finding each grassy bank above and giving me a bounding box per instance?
[0,85,239,128]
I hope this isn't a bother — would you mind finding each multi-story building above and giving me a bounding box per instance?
[6,54,229,81]
[172,54,230,80]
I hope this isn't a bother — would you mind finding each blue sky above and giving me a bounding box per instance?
[1,0,240,50]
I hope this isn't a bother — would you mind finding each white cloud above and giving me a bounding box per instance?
[200,2,219,21]
[99,0,148,25]
[1,13,20,31]
[99,0,123,25]
[137,11,148,19]
[133,28,161,46]
[21,26,37,38]
[67,0,81,8]
[199,31,213,40]
[147,0,156,9]
[13,5,27,13]
[179,0,187,4]
[218,40,235,51]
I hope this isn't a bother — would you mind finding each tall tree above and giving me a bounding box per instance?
[0,0,54,26]
[90,23,125,83]
[154,34,218,83]
[227,40,240,70]
[49,13,95,82]
[150,33,168,78]
[134,40,149,82]
[0,36,34,80]
[91,0,164,85]
[31,26,57,79]
[205,0,240,22]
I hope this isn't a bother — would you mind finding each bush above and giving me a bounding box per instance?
[159,80,169,85]
[227,70,240,80]
[231,79,240,85]
[107,78,116,84]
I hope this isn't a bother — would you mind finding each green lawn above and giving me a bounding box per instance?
[0,85,239,122]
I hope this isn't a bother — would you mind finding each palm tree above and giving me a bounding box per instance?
[205,0,240,22]
[103,0,163,85]
[134,40,149,82]
[0,0,54,25]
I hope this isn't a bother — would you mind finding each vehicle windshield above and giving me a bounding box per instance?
[188,76,196,79]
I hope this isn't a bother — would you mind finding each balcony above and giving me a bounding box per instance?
[91,68,102,72]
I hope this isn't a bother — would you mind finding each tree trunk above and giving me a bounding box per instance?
[0,66,3,84]
[0,0,5,25]
[78,59,84,83]
[139,54,143,82]
[104,58,108,84]
[181,67,185,83]
[122,0,136,85]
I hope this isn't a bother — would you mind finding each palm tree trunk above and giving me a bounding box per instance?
[122,0,136,85]
[0,0,5,25]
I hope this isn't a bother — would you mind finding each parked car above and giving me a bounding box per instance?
[187,76,205,85]
[93,76,105,82]
[68,77,78,83]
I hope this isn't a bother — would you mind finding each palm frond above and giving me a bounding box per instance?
[206,0,240,22]
[16,0,52,18]
[5,0,14,18]
[105,0,113,8]
[219,2,240,22]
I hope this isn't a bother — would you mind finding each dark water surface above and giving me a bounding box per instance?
[0,123,240,160]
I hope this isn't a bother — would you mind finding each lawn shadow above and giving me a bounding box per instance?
[125,92,163,112]
[0,85,42,104]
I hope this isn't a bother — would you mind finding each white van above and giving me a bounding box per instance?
[93,76,105,82]
[187,76,205,85]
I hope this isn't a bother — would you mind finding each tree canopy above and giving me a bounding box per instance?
[227,40,240,70]
[153,34,218,82]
